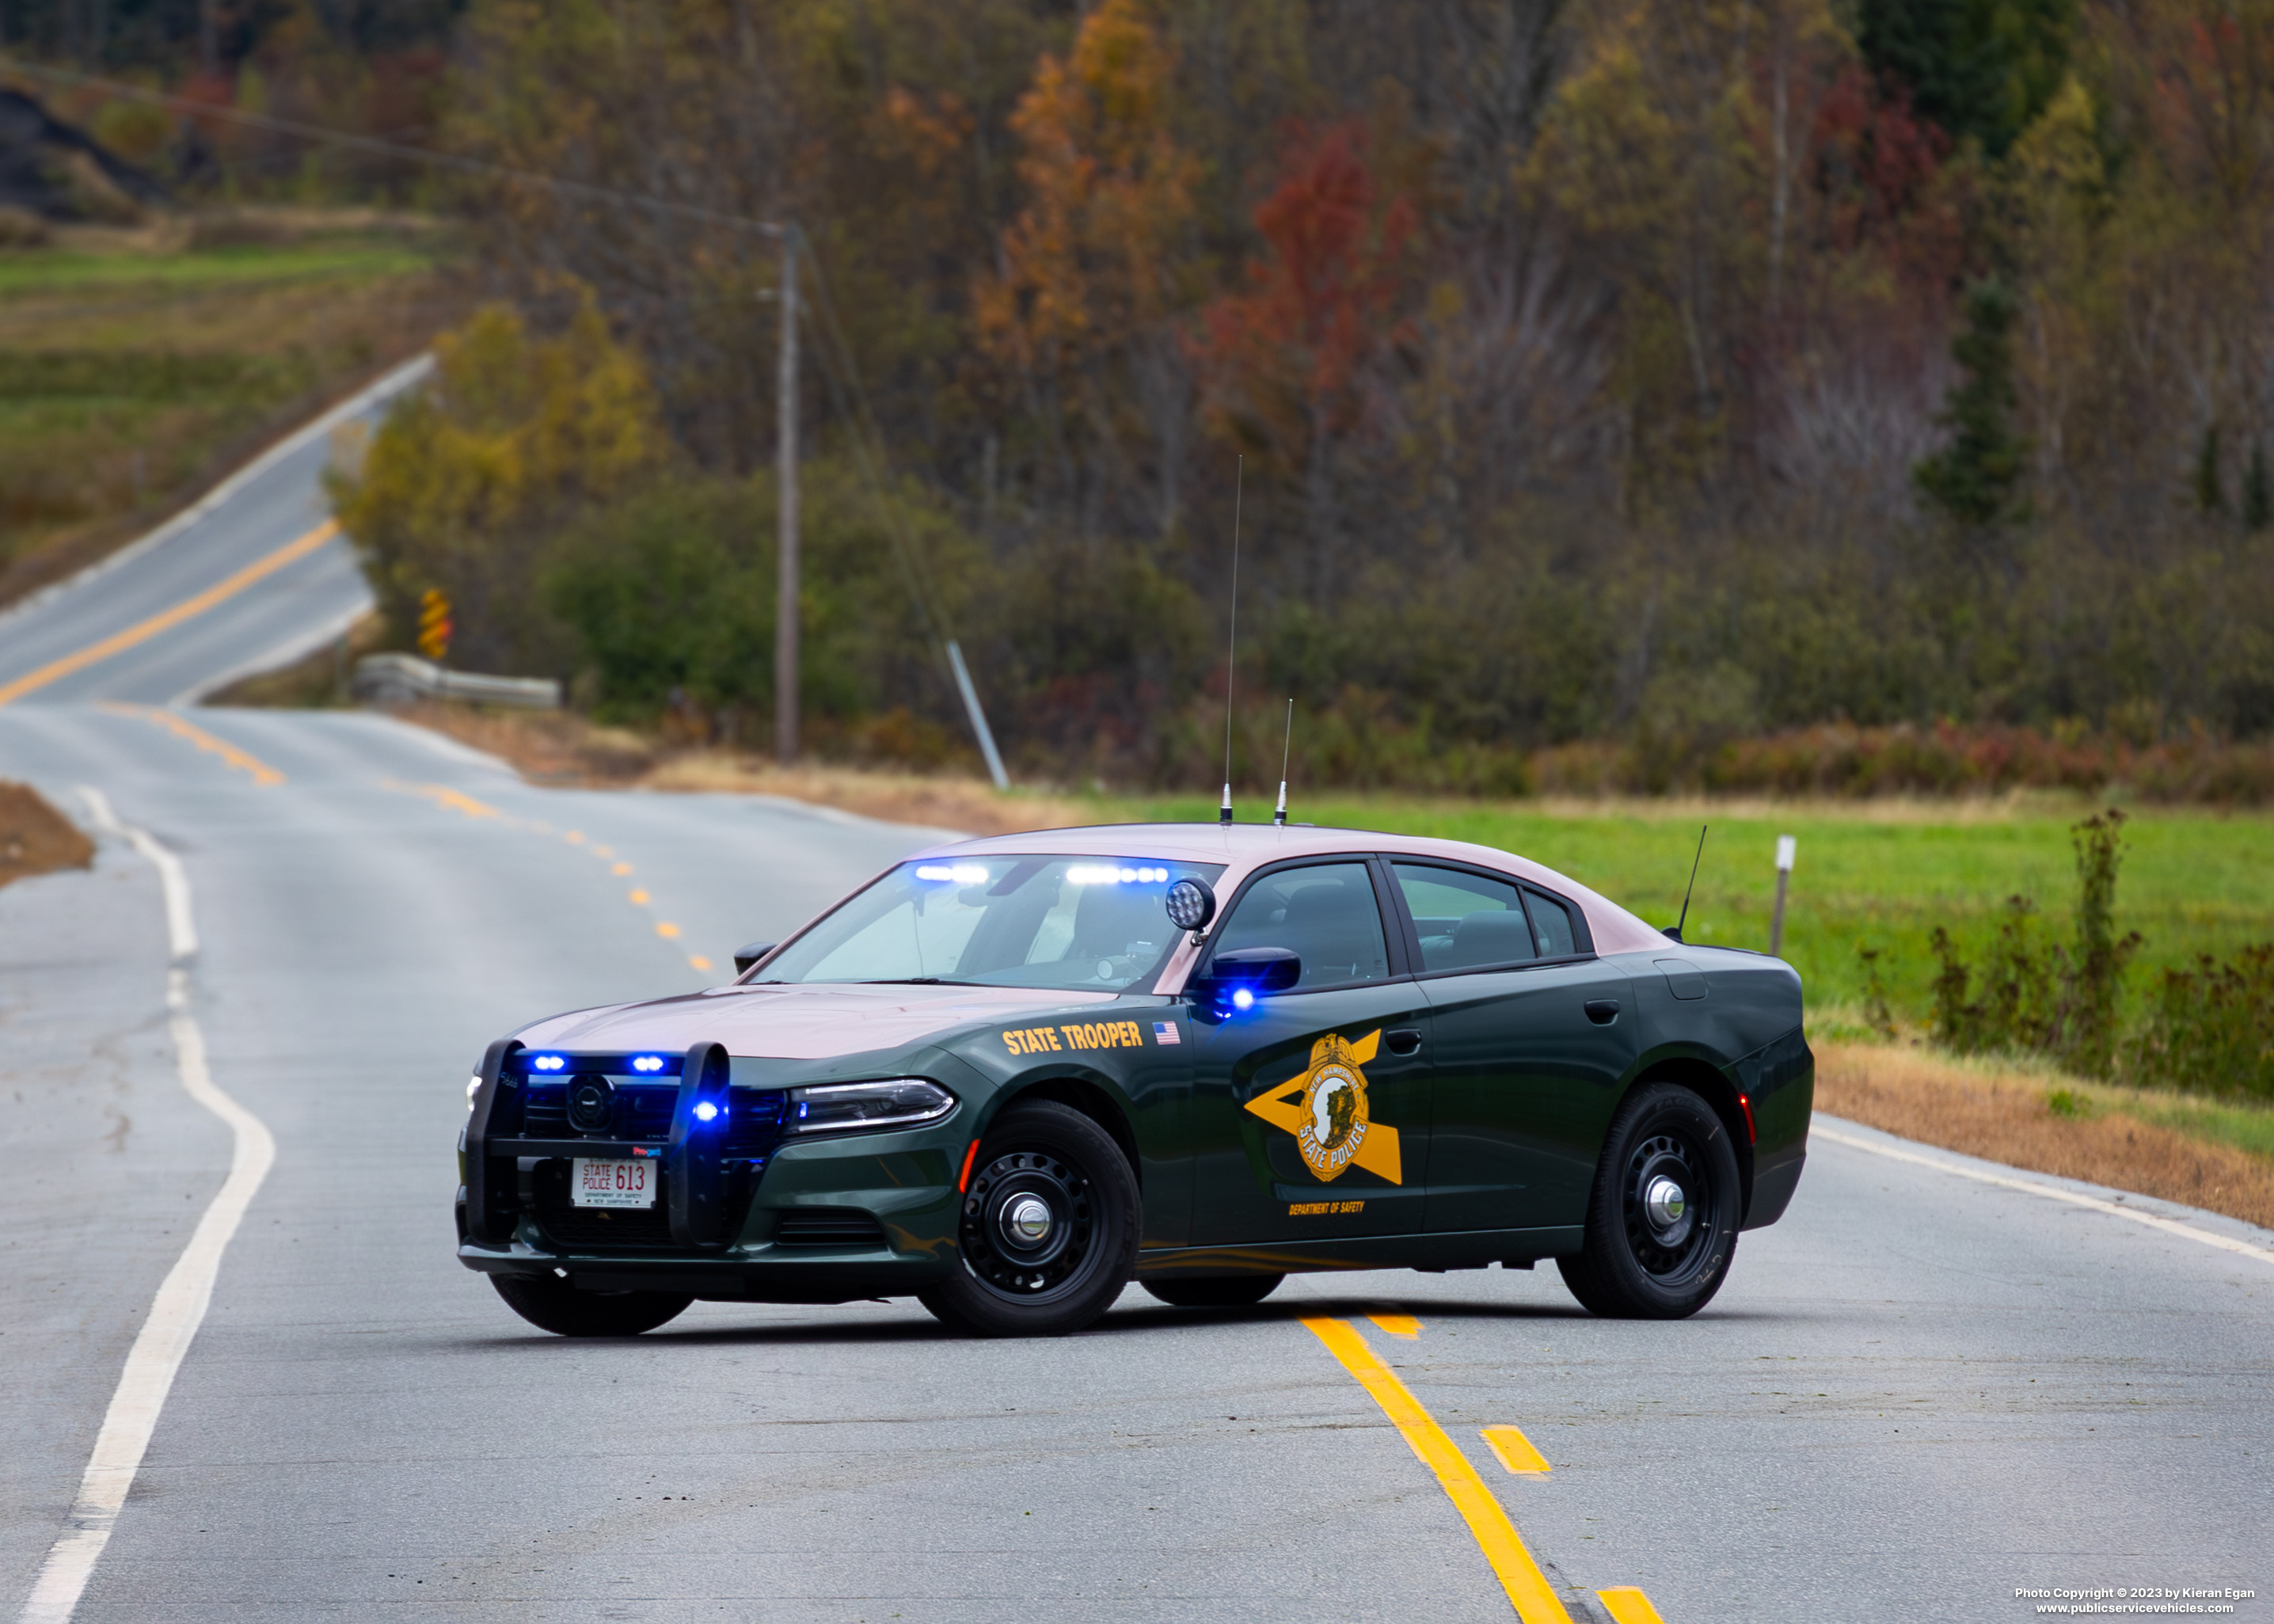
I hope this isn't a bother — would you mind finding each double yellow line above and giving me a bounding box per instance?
[0,520,338,709]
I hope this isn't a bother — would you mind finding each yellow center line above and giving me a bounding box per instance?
[96,702,286,786]
[1368,1313,1423,1339]
[1481,1424,1553,1477]
[394,782,509,821]
[0,520,339,709]
[1597,1588,1669,1624]
[1302,1316,1574,1623]
[394,793,716,979]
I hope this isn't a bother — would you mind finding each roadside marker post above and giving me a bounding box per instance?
[1769,834,1797,959]
[417,588,451,663]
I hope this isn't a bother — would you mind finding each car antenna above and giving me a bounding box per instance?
[1274,698,1293,826]
[1219,455,1242,827]
[1669,823,1708,942]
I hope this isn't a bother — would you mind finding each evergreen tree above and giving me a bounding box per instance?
[2246,445,2272,533]
[1915,278,2031,527]
[1857,0,2079,156]
[2196,424,2226,514]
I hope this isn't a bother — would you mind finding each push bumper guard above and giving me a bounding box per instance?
[462,1038,739,1250]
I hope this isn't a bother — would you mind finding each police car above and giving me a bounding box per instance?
[458,824,1812,1337]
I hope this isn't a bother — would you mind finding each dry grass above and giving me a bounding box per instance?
[390,702,1097,836]
[0,781,93,890]
[1815,1040,2274,1230]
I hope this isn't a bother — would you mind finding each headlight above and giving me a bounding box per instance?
[789,1078,956,1135]
[466,1075,482,1112]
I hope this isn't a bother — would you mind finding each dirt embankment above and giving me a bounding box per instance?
[1815,1041,2274,1230]
[382,701,1097,837]
[0,781,93,889]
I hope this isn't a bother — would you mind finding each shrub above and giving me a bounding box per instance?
[2124,945,2274,1101]
[1927,811,2140,1076]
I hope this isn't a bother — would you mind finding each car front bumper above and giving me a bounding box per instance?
[458,1123,966,1300]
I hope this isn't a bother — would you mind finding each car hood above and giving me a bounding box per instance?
[515,982,1123,1062]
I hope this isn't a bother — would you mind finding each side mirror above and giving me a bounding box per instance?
[732,941,778,976]
[1194,946,1300,1011]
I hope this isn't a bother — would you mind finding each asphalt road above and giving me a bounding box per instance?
[2,390,2272,1621]
[0,356,428,709]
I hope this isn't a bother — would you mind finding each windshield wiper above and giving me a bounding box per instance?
[862,976,982,987]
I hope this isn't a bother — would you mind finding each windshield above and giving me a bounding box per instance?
[756,856,1226,993]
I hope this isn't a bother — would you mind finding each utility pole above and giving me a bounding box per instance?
[774,226,800,764]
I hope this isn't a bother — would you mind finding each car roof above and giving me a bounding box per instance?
[905,821,1667,957]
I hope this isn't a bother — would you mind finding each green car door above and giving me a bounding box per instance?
[1387,861,1637,1234]
[1184,858,1436,1247]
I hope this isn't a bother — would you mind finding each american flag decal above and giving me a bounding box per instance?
[1152,1021,1180,1046]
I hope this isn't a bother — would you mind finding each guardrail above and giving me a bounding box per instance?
[353,652,561,709]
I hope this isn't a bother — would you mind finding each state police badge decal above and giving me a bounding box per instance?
[1242,1029,1402,1185]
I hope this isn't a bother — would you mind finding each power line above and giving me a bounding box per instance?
[0,55,784,240]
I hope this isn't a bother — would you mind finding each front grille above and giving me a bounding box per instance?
[520,1081,677,1140]
[774,1208,888,1247]
[531,1160,675,1249]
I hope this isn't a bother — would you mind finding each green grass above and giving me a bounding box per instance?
[0,241,431,295]
[1094,791,2274,1024]
[0,222,450,592]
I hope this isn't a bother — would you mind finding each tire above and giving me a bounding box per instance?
[918,1100,1139,1337]
[1557,1082,1742,1320]
[1143,1273,1284,1309]
[491,1272,693,1337]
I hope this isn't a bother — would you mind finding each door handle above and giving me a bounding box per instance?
[1385,1028,1424,1056]
[1584,998,1621,1025]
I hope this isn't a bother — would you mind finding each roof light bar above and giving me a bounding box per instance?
[1067,865,1170,885]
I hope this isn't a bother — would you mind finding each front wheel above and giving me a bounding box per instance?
[918,1101,1139,1337]
[1557,1082,1741,1319]
[491,1272,692,1337]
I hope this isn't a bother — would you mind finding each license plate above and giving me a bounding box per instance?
[572,1157,656,1209]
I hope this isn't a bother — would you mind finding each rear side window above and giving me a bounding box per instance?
[1523,887,1580,958]
[1211,861,1391,989]
[1392,864,1534,972]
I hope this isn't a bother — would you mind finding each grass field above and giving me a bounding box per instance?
[0,215,456,608]
[1105,791,2274,1030]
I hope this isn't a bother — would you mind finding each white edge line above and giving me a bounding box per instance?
[170,590,375,708]
[1812,1122,2274,1266]
[0,354,432,637]
[18,792,276,1624]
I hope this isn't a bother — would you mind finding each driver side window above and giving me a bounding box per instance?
[1210,862,1391,990]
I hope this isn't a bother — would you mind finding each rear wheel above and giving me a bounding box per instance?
[1143,1273,1283,1309]
[1557,1082,1741,1319]
[491,1272,692,1337]
[918,1101,1139,1337]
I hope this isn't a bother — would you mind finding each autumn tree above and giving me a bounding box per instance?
[1197,119,1419,602]
[333,299,670,672]
[974,0,1203,540]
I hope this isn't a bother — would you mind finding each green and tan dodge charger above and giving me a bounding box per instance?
[458,823,1812,1337]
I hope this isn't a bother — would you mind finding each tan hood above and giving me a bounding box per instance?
[516,982,1121,1063]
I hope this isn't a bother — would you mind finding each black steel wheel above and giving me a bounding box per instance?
[918,1100,1139,1337]
[1558,1082,1741,1319]
[1143,1273,1283,1309]
[490,1272,692,1337]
